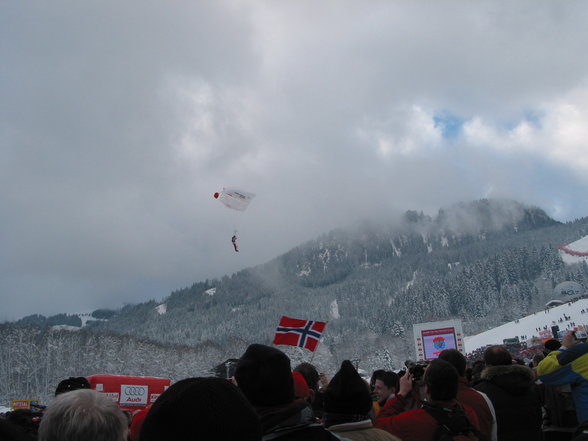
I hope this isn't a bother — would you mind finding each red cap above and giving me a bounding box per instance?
[292,372,310,399]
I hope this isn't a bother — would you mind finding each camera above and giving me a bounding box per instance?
[573,330,588,340]
[404,360,427,382]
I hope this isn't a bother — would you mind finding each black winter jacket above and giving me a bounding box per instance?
[474,364,542,441]
[257,400,343,441]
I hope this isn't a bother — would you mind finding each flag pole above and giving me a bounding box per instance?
[310,318,330,364]
[309,331,326,364]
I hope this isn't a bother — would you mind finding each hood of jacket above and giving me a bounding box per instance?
[256,400,315,435]
[480,364,535,395]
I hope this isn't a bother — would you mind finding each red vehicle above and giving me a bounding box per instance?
[86,375,171,411]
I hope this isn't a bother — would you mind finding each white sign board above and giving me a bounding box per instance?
[413,319,465,361]
[120,384,148,407]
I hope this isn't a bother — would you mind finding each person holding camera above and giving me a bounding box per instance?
[400,361,428,411]
[538,330,588,425]
[374,359,481,441]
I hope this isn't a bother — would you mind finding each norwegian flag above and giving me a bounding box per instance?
[273,316,327,352]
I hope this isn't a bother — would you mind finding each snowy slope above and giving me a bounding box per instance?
[559,235,588,264]
[464,298,588,353]
[50,325,81,331]
[79,314,98,326]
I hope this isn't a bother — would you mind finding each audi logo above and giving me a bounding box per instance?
[124,387,146,396]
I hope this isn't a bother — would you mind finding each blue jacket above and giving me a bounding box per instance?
[537,342,588,424]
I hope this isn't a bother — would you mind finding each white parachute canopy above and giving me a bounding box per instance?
[214,187,255,212]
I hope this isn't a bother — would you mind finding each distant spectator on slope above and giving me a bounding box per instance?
[138,377,261,441]
[235,343,340,441]
[439,348,497,441]
[38,389,128,441]
[323,360,400,441]
[475,345,542,441]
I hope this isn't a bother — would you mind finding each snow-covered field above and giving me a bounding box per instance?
[464,298,588,352]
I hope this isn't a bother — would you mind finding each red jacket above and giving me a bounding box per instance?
[456,377,495,441]
[374,395,480,441]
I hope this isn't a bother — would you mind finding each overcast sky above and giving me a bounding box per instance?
[2,1,588,321]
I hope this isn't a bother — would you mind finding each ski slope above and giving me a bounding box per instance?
[560,235,588,265]
[464,298,588,353]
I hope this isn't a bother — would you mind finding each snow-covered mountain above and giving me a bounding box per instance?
[11,200,588,352]
[2,199,588,406]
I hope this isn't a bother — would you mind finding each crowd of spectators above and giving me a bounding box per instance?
[466,341,545,366]
[1,332,587,441]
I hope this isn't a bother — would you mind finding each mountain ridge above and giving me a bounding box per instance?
[12,199,582,335]
[3,198,588,404]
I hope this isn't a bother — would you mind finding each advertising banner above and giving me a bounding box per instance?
[10,399,40,410]
[86,375,171,410]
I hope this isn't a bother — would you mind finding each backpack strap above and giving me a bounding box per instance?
[422,402,486,441]
[262,423,344,441]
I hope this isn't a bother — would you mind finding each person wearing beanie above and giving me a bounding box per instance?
[54,376,91,396]
[375,359,481,441]
[323,360,400,441]
[138,377,261,441]
[235,344,340,441]
[544,338,562,355]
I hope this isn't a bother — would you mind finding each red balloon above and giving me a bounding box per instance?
[213,192,219,199]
